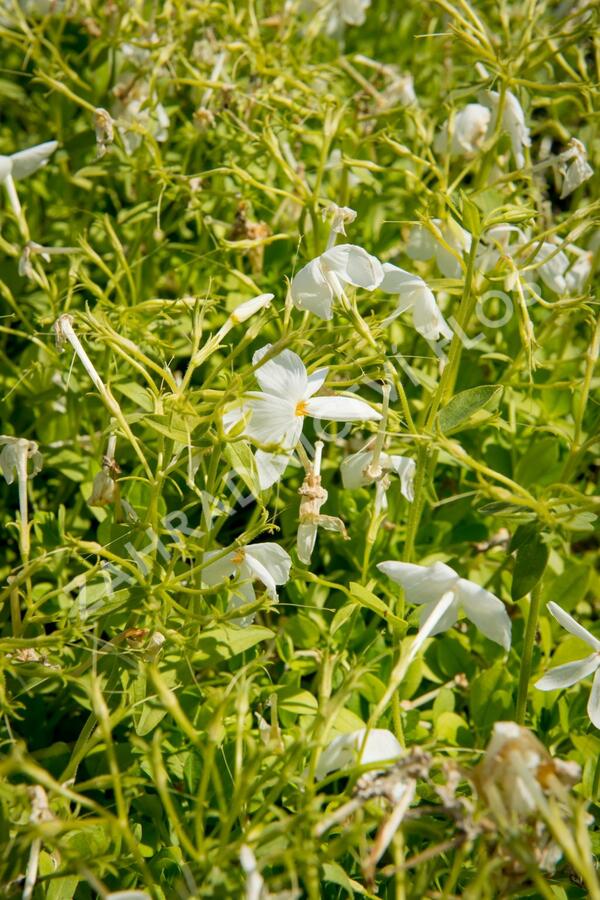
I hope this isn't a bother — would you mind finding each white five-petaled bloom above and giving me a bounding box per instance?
[434,103,491,158]
[483,89,531,168]
[557,138,593,198]
[377,560,511,650]
[406,218,472,279]
[202,542,292,625]
[290,243,384,320]
[315,728,402,780]
[224,344,382,490]
[380,262,453,340]
[341,448,415,512]
[535,601,600,728]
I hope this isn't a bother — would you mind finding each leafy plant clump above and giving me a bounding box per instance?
[0,0,598,897]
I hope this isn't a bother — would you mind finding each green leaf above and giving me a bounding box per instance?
[223,440,261,498]
[512,532,549,600]
[438,385,503,433]
[192,625,275,665]
[349,582,405,628]
[114,381,154,412]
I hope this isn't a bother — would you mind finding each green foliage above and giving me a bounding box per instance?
[0,0,598,898]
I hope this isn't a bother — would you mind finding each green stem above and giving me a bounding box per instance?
[516,581,543,724]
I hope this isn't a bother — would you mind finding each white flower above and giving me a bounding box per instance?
[113,85,169,155]
[325,0,371,33]
[380,262,452,340]
[202,542,292,625]
[225,344,382,490]
[297,441,348,564]
[535,601,600,728]
[341,448,415,512]
[0,140,58,229]
[564,245,592,293]
[434,103,491,158]
[0,436,43,485]
[0,140,58,185]
[315,728,402,780]
[406,219,472,279]
[484,89,531,168]
[474,721,581,819]
[377,560,511,650]
[557,138,593,198]
[228,292,273,324]
[529,241,571,295]
[291,243,384,320]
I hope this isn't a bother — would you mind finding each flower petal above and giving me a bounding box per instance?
[406,225,436,261]
[290,258,335,319]
[254,449,294,490]
[412,591,458,652]
[304,395,382,421]
[305,367,329,398]
[315,728,402,779]
[10,140,58,180]
[320,243,384,290]
[456,578,511,650]
[202,550,237,586]
[245,393,297,445]
[546,601,600,651]
[245,543,292,589]
[411,285,452,341]
[535,654,599,691]
[377,560,458,605]
[297,522,318,564]
[386,455,416,502]
[252,344,308,399]
[380,262,425,295]
[587,667,600,728]
[340,450,373,489]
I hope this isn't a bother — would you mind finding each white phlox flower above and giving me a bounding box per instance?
[290,243,384,320]
[377,559,512,650]
[434,103,491,158]
[380,262,452,340]
[0,140,58,229]
[557,138,593,198]
[323,0,371,35]
[474,721,581,819]
[535,601,600,728]
[483,89,531,168]
[406,218,472,279]
[224,344,382,490]
[202,541,292,626]
[342,448,415,512]
[315,728,402,780]
[113,84,170,155]
[297,441,348,565]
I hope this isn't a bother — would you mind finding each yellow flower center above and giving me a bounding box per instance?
[295,400,308,417]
